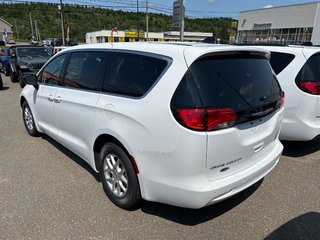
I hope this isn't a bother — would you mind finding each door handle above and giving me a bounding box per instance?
[54,96,62,103]
[48,95,54,102]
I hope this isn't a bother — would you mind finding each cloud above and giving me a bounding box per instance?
[263,5,273,8]
[207,0,218,3]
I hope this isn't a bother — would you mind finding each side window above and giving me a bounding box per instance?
[296,53,320,83]
[103,52,168,97]
[10,48,16,58]
[63,51,107,91]
[269,52,295,75]
[39,54,67,85]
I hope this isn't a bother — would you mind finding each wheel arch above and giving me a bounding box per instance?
[20,95,27,107]
[93,134,139,174]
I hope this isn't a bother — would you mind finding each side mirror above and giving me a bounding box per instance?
[24,74,39,90]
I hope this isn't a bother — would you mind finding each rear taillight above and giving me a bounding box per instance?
[206,108,237,130]
[297,82,320,95]
[174,108,237,131]
[278,91,285,108]
[174,109,206,131]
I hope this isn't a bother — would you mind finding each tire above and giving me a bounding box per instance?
[0,74,3,90]
[22,101,39,136]
[99,143,141,209]
[4,66,10,76]
[18,70,26,88]
[10,70,17,83]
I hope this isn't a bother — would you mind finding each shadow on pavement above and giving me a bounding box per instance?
[281,137,320,157]
[141,179,263,226]
[0,86,10,91]
[41,135,101,182]
[265,212,320,240]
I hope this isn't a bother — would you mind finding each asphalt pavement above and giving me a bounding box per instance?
[0,74,319,240]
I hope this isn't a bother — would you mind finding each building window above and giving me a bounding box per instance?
[238,27,314,45]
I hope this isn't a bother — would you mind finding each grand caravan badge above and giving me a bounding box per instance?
[210,157,243,171]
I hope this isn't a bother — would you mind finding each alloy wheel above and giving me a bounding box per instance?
[103,153,128,198]
[24,106,34,131]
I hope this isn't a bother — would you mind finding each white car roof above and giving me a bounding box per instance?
[60,42,270,66]
[252,45,320,59]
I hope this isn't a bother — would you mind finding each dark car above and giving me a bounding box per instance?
[9,45,51,88]
[49,38,78,47]
[42,38,54,46]
[66,38,78,46]
[0,48,11,76]
[50,38,63,47]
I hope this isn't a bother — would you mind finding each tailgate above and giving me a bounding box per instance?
[206,110,283,181]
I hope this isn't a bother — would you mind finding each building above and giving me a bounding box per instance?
[86,30,212,44]
[163,31,212,42]
[86,30,163,43]
[0,18,14,43]
[237,2,320,45]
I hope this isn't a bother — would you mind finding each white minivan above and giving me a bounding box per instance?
[21,42,284,209]
[257,45,320,141]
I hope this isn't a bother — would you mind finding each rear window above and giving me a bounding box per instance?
[189,53,281,114]
[296,53,320,83]
[103,52,169,97]
[269,52,295,75]
[170,52,283,130]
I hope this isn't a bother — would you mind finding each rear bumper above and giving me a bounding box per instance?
[280,119,320,141]
[138,141,283,209]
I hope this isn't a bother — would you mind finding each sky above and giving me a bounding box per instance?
[4,0,320,18]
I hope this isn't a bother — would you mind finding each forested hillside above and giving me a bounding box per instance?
[0,2,236,42]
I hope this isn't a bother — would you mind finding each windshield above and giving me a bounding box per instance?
[16,47,51,58]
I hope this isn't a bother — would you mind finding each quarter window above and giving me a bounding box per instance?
[269,52,295,75]
[63,51,108,91]
[103,52,168,97]
[296,53,320,82]
[39,54,67,85]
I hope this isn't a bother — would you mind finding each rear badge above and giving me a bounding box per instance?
[210,157,243,171]
[220,167,230,172]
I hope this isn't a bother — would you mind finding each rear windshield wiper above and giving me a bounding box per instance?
[248,107,275,117]
[241,105,277,120]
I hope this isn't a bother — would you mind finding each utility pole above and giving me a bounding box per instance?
[136,0,139,41]
[59,0,66,45]
[35,21,41,42]
[29,12,34,38]
[14,19,19,40]
[146,0,149,41]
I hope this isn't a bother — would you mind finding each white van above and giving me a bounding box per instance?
[21,42,284,209]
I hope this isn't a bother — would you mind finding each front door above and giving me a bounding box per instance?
[35,53,68,137]
[54,51,108,160]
